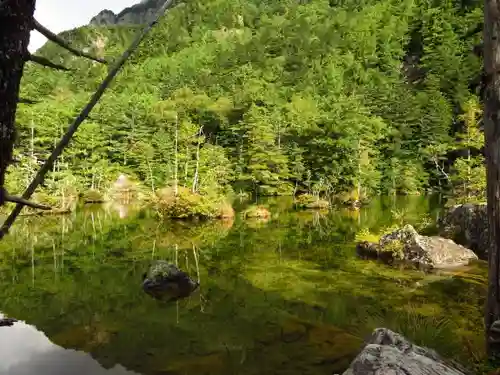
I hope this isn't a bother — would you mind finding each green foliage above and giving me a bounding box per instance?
[155,186,231,219]
[9,0,485,202]
[450,96,486,203]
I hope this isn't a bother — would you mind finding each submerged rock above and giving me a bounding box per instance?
[357,225,478,269]
[142,261,199,301]
[439,203,488,259]
[342,328,471,375]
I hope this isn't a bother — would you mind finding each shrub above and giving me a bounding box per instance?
[155,186,233,220]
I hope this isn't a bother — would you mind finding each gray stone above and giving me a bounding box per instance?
[438,203,489,259]
[379,225,478,269]
[89,0,168,26]
[341,328,471,375]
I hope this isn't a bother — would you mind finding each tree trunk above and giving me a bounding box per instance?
[483,0,500,360]
[0,0,36,205]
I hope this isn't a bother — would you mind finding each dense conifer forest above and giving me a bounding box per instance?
[10,0,486,205]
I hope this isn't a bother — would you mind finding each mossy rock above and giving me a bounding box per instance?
[243,205,271,219]
[337,189,369,208]
[82,189,105,204]
[356,241,397,264]
[295,194,330,210]
[155,186,231,220]
[216,201,235,219]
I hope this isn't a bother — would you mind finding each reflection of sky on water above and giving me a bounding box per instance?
[0,312,140,375]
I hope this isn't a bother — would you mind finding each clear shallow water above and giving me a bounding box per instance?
[0,196,488,374]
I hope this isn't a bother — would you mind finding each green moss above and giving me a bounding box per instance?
[355,228,381,243]
[383,239,405,259]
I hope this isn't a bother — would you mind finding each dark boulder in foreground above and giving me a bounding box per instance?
[142,260,199,302]
[342,328,471,375]
[439,203,488,259]
[356,225,478,269]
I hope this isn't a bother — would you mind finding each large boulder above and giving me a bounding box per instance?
[364,225,478,269]
[438,203,488,259]
[341,328,471,375]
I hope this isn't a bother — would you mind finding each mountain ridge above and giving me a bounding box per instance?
[89,0,165,26]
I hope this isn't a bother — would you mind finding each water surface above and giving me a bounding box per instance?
[0,196,487,374]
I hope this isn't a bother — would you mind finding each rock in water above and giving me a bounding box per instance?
[379,225,477,269]
[142,260,199,302]
[438,203,488,259]
[342,328,471,375]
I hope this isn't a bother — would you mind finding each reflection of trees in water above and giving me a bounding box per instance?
[0,197,486,373]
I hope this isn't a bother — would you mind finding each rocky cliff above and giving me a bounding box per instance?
[89,0,165,26]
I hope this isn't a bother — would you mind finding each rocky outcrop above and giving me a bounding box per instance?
[357,225,478,269]
[341,328,471,375]
[439,203,488,259]
[89,0,166,26]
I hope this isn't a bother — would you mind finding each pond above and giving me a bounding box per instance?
[0,196,488,375]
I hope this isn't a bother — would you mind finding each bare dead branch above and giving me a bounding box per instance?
[32,19,107,64]
[18,97,38,104]
[26,53,69,71]
[4,193,51,210]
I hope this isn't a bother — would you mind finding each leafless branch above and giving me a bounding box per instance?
[32,19,107,64]
[432,156,451,181]
[4,193,51,210]
[26,53,69,71]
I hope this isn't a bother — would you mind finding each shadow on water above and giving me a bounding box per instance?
[0,195,488,374]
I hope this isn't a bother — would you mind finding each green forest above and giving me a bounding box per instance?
[11,0,487,207]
